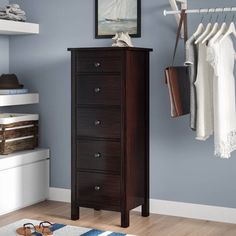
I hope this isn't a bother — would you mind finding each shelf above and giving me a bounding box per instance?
[0,93,39,106]
[0,19,39,35]
[0,148,50,171]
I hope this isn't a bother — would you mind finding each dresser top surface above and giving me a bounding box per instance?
[67,47,153,52]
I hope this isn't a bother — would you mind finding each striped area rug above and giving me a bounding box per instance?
[0,219,135,236]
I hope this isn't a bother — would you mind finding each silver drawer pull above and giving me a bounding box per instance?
[94,152,102,158]
[94,87,101,93]
[94,120,101,126]
[94,186,101,191]
[94,62,101,68]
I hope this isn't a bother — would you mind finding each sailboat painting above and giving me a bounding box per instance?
[95,0,141,38]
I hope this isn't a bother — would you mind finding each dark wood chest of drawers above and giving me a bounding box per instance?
[68,47,152,227]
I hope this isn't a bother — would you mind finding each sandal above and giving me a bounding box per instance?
[35,221,53,236]
[16,223,40,236]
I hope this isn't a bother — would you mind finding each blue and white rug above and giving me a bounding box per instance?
[0,219,135,236]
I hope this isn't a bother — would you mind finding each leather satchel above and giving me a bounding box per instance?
[165,10,190,118]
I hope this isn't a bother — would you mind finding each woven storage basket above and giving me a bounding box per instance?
[0,120,38,155]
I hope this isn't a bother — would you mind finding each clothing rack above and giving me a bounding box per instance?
[164,7,236,16]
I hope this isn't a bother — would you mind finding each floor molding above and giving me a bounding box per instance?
[48,187,71,203]
[47,187,236,224]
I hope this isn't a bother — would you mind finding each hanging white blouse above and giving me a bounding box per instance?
[207,35,236,158]
[194,42,214,141]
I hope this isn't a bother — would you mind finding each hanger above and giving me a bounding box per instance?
[209,8,228,44]
[202,8,219,44]
[192,9,205,37]
[193,24,204,37]
[195,9,212,44]
[220,8,236,42]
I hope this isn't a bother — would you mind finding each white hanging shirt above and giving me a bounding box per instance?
[207,35,236,158]
[195,42,214,141]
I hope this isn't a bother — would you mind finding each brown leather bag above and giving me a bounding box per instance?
[165,9,190,118]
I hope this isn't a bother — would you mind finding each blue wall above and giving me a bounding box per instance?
[8,0,236,208]
[0,0,9,74]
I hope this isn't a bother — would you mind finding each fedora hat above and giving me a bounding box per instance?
[0,74,24,89]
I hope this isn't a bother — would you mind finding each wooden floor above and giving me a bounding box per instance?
[0,201,236,236]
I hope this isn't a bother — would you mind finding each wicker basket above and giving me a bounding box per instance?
[0,120,38,155]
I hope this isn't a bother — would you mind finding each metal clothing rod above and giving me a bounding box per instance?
[164,7,236,16]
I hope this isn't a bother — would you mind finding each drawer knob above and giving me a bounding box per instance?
[94,186,101,191]
[94,120,101,126]
[94,87,101,93]
[94,152,102,158]
[94,62,101,68]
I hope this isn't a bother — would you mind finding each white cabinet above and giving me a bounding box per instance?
[0,149,49,215]
[0,20,49,216]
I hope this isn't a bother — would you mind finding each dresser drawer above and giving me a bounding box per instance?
[76,56,121,73]
[77,140,121,173]
[77,108,120,139]
[77,75,121,106]
[77,172,120,207]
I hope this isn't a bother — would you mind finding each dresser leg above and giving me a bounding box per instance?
[71,205,80,220]
[142,201,149,217]
[121,210,130,228]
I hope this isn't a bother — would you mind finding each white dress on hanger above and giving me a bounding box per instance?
[207,35,236,158]
[194,42,214,140]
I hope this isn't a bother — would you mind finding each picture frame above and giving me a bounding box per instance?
[95,0,141,38]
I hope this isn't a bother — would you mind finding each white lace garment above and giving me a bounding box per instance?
[207,35,236,158]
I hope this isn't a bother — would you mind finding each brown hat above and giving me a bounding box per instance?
[0,74,24,89]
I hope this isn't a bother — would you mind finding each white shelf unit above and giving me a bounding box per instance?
[0,148,50,171]
[0,148,50,215]
[0,19,39,35]
[0,19,49,216]
[0,93,39,106]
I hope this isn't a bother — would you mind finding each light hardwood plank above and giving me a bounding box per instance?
[0,201,236,236]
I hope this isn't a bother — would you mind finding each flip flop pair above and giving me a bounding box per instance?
[16,221,53,236]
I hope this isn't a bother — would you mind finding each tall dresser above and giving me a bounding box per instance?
[68,47,152,227]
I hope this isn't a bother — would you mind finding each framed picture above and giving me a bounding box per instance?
[95,0,141,38]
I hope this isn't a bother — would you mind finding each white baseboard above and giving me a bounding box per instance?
[137,199,236,224]
[47,187,236,224]
[48,187,71,203]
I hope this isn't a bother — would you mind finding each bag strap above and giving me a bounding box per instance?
[172,9,188,65]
